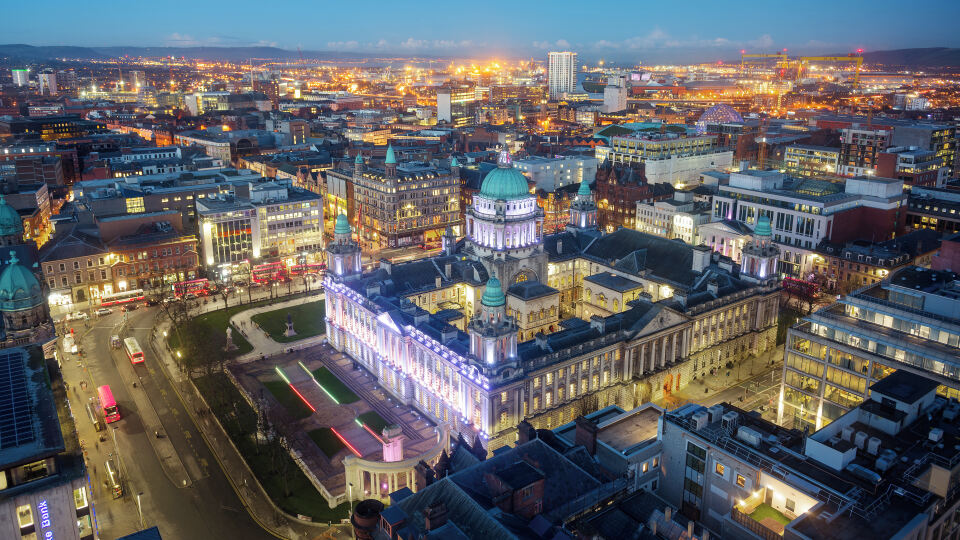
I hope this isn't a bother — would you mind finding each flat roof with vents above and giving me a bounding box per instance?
[0,348,64,468]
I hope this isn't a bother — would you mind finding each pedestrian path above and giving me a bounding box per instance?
[228,293,326,361]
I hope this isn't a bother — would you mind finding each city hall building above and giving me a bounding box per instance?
[324,151,781,451]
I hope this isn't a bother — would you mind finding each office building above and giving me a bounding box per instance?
[197,182,322,275]
[606,132,733,187]
[128,70,146,89]
[325,147,460,249]
[711,170,907,277]
[11,68,28,87]
[635,190,711,244]
[513,155,598,192]
[602,75,628,113]
[547,51,578,100]
[907,186,960,235]
[38,71,56,96]
[877,146,949,188]
[663,377,960,540]
[0,348,93,540]
[783,144,840,176]
[325,151,780,452]
[779,266,960,431]
[0,116,109,142]
[436,86,477,127]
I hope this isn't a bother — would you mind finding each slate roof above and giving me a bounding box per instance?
[38,224,107,262]
[495,460,545,490]
[507,281,558,300]
[585,272,643,293]
[393,478,518,539]
[582,228,696,286]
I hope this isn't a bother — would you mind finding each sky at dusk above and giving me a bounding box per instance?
[7,0,960,63]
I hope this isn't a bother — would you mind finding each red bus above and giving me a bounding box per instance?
[123,337,145,364]
[100,289,145,307]
[288,263,325,276]
[252,262,285,283]
[98,385,120,423]
[172,278,211,298]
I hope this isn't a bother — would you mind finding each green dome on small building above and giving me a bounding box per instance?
[385,144,397,165]
[755,215,772,237]
[450,156,459,168]
[0,196,23,238]
[577,179,591,197]
[0,251,42,312]
[481,277,506,307]
[334,213,351,235]
[354,154,364,164]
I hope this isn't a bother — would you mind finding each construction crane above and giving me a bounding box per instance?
[740,50,863,88]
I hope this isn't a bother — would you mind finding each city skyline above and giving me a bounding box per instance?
[5,0,960,63]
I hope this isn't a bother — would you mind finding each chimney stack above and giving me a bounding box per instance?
[423,502,449,531]
[575,416,599,456]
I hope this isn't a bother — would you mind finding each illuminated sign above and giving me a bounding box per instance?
[37,499,53,539]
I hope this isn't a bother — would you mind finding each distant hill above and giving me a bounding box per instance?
[858,48,960,68]
[0,43,370,62]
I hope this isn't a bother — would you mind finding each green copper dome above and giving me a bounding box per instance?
[0,196,23,238]
[354,154,363,164]
[577,179,591,196]
[479,151,529,201]
[755,215,772,237]
[0,251,42,311]
[334,213,351,235]
[450,156,459,168]
[385,144,397,165]
[481,277,506,307]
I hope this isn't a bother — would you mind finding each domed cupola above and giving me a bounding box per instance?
[0,196,24,245]
[0,251,43,312]
[479,150,531,200]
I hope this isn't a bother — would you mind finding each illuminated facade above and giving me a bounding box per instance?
[778,266,960,432]
[325,161,780,453]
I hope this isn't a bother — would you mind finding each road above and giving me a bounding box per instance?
[68,307,273,540]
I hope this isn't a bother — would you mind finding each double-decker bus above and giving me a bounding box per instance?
[288,263,325,276]
[172,278,211,298]
[98,385,120,423]
[123,337,144,364]
[100,289,145,307]
[252,262,285,283]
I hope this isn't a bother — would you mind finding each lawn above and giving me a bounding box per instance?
[308,428,345,458]
[750,503,792,526]
[311,367,359,404]
[357,410,389,434]
[193,373,350,521]
[263,380,314,420]
[167,293,312,358]
[251,301,326,343]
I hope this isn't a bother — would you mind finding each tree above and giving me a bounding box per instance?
[471,433,486,461]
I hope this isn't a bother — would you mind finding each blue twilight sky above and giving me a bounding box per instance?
[6,0,960,63]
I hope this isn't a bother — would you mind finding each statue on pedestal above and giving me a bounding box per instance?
[284,312,297,338]
[224,326,238,351]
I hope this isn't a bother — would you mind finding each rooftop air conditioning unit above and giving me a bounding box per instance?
[854,431,869,450]
[692,410,709,431]
[737,426,763,448]
[722,411,739,431]
[708,405,724,423]
[842,426,855,442]
[930,428,945,443]
[867,437,881,456]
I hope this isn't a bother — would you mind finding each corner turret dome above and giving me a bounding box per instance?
[0,196,23,238]
[385,144,397,165]
[481,277,506,307]
[354,153,364,164]
[0,251,42,311]
[755,215,772,237]
[577,179,591,197]
[479,150,530,200]
[334,214,351,235]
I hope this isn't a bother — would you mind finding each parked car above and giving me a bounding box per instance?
[65,312,89,321]
[95,308,113,317]
[120,303,138,312]
[143,298,158,307]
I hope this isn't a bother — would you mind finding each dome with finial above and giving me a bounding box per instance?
[0,251,42,311]
[354,153,363,164]
[481,277,506,307]
[755,215,772,237]
[450,156,459,168]
[385,144,397,165]
[479,150,530,200]
[0,196,23,238]
[577,179,591,197]
[334,213,351,235]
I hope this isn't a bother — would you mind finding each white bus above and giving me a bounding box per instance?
[123,337,144,364]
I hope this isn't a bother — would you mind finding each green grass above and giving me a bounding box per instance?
[308,428,345,458]
[750,503,792,526]
[263,380,314,420]
[311,367,359,404]
[167,293,312,358]
[357,411,389,434]
[251,301,326,343]
[193,373,349,521]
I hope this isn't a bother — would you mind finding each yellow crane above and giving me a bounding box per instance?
[740,51,863,87]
